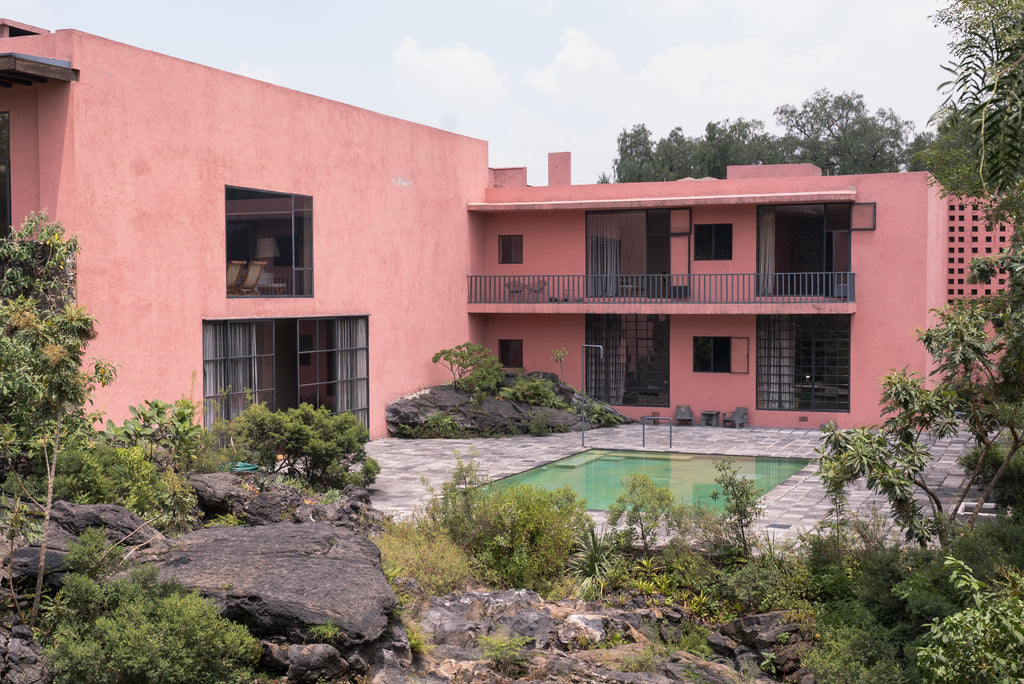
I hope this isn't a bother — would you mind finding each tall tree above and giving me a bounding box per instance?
[0,212,115,627]
[819,0,1024,545]
[774,88,916,175]
[612,124,659,183]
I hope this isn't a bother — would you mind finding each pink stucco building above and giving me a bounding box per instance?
[2,20,951,438]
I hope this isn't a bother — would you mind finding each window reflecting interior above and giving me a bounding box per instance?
[586,314,669,406]
[225,187,312,297]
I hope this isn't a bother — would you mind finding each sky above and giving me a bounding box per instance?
[9,0,953,185]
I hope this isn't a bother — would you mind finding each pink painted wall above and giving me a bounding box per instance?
[2,28,489,438]
[471,169,945,429]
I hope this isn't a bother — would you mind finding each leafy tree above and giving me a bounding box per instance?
[223,402,375,490]
[431,342,504,395]
[917,557,1024,683]
[710,458,765,557]
[612,124,660,183]
[820,1,1024,547]
[609,89,919,181]
[0,212,115,628]
[607,473,675,553]
[774,88,916,175]
[933,0,1024,193]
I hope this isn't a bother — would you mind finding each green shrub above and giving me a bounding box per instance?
[568,526,622,600]
[479,628,533,677]
[424,457,590,593]
[719,549,814,614]
[710,458,765,557]
[431,342,504,395]
[55,445,198,535]
[419,413,463,439]
[374,517,477,595]
[608,474,676,553]
[47,536,260,684]
[499,376,568,410]
[104,398,204,471]
[219,403,375,491]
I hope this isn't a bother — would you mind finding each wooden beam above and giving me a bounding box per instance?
[0,54,78,83]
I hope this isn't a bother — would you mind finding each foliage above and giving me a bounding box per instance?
[424,457,589,594]
[374,517,477,595]
[397,412,463,439]
[568,525,622,600]
[933,0,1024,193]
[104,398,204,470]
[0,212,116,628]
[431,342,504,395]
[498,376,569,410]
[306,620,340,644]
[609,90,925,181]
[478,628,533,678]
[550,346,568,380]
[607,474,675,553]
[219,402,375,490]
[46,535,260,684]
[710,458,765,557]
[55,444,198,535]
[718,541,813,614]
[917,557,1024,683]
[774,88,916,175]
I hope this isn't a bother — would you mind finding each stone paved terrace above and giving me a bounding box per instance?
[365,424,978,540]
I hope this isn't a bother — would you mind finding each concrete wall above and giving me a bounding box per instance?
[2,28,489,438]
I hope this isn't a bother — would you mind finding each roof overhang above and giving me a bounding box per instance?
[0,53,78,88]
[468,189,859,212]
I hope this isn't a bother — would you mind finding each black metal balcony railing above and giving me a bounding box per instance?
[467,273,855,305]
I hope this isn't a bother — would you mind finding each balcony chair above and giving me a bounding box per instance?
[237,260,266,295]
[674,405,694,426]
[526,279,547,301]
[226,260,247,295]
[722,407,749,428]
[505,280,526,302]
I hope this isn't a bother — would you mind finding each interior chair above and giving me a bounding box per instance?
[237,261,266,295]
[722,407,749,428]
[674,405,694,426]
[226,260,247,295]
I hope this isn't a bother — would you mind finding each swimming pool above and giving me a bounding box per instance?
[485,449,811,511]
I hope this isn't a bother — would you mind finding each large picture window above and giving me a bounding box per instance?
[586,314,669,406]
[225,187,312,297]
[756,314,850,411]
[203,316,368,427]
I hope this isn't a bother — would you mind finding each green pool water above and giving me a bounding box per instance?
[484,449,810,511]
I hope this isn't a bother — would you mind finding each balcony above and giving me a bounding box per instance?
[467,273,855,307]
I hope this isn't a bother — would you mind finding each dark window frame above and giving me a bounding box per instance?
[498,234,523,264]
[756,314,850,412]
[585,314,670,407]
[498,339,524,368]
[202,316,369,428]
[225,186,313,297]
[693,223,732,261]
[693,336,732,373]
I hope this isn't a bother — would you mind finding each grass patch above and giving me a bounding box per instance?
[374,517,477,595]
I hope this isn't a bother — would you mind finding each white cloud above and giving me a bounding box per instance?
[524,29,621,99]
[390,37,507,112]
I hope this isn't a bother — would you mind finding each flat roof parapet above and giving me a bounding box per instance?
[727,163,823,179]
[0,19,49,38]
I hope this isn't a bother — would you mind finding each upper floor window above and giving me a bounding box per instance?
[499,235,523,264]
[1,112,10,237]
[694,223,732,261]
[226,187,312,297]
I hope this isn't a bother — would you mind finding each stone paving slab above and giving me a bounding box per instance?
[365,424,977,541]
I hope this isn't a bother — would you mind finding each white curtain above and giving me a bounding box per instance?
[757,207,776,296]
[758,316,796,410]
[587,214,622,296]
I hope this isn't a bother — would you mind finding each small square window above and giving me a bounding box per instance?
[694,224,732,261]
[498,339,523,368]
[693,336,732,373]
[499,235,523,264]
